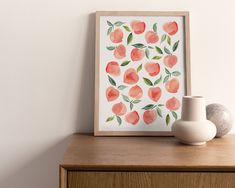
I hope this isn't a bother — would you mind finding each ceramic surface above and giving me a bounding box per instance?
[172,96,216,145]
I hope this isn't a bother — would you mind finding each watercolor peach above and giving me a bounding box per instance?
[144,62,160,76]
[114,44,126,59]
[166,97,180,111]
[106,61,120,76]
[125,111,140,125]
[145,31,159,44]
[165,78,179,93]
[131,20,146,34]
[128,85,143,99]
[148,87,162,102]
[112,102,127,116]
[131,48,144,61]
[124,68,139,85]
[110,28,123,43]
[143,110,157,124]
[106,86,119,102]
[164,55,177,68]
[163,21,178,36]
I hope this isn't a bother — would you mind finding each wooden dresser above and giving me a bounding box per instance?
[60,134,235,188]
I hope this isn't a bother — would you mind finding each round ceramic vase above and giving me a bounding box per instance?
[171,96,216,145]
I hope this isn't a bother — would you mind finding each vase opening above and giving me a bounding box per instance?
[181,96,206,121]
[183,96,204,99]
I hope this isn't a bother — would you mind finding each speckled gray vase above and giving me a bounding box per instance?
[206,103,233,137]
[172,96,216,145]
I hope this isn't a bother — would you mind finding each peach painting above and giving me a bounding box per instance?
[95,12,190,135]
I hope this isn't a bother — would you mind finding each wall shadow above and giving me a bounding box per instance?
[75,13,96,133]
[0,13,95,188]
[0,136,71,188]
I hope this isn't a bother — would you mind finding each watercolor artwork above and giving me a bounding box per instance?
[95,12,191,136]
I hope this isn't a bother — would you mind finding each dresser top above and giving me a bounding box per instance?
[60,134,235,171]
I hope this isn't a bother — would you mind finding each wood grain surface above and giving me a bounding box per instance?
[67,171,235,188]
[60,167,67,188]
[60,134,235,172]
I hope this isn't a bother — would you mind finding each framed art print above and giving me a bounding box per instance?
[94,11,191,136]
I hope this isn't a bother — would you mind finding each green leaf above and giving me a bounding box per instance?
[107,20,113,27]
[157,108,162,117]
[148,46,154,49]
[154,75,162,85]
[155,46,163,54]
[107,27,113,35]
[130,103,133,110]
[117,85,127,90]
[114,21,125,26]
[165,68,171,75]
[171,111,178,120]
[172,40,179,52]
[164,47,171,54]
[153,23,157,32]
[163,75,170,83]
[145,48,150,59]
[152,56,162,60]
[123,25,131,32]
[142,104,155,110]
[116,116,122,125]
[166,114,170,125]
[132,43,146,48]
[122,94,130,102]
[158,104,164,107]
[121,60,131,66]
[137,64,142,73]
[106,116,114,122]
[108,75,116,86]
[161,34,167,43]
[132,100,141,104]
[127,33,133,45]
[143,77,153,86]
[172,71,181,76]
[106,46,115,50]
[167,36,171,46]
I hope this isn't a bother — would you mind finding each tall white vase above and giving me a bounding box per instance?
[171,96,216,145]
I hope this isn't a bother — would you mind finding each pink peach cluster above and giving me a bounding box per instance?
[105,20,181,126]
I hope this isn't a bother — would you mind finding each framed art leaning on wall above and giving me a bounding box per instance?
[94,11,191,136]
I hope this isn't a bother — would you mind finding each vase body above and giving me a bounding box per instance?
[172,96,216,145]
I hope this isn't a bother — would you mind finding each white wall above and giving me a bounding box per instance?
[0,0,234,187]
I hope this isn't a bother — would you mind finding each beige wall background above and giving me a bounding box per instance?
[0,0,234,187]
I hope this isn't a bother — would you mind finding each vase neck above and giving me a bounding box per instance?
[181,96,206,121]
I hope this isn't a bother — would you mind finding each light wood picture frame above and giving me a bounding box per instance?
[94,11,191,136]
